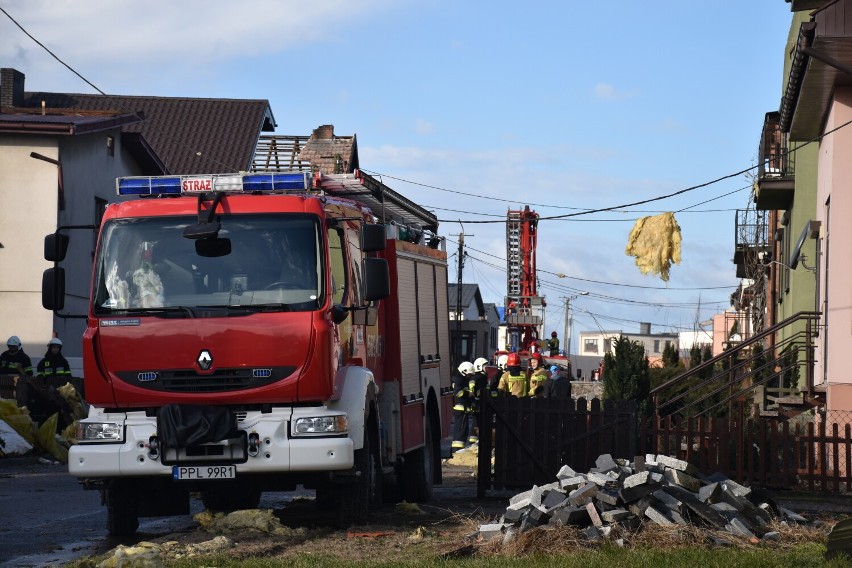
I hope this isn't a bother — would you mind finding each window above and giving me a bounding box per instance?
[327,228,347,304]
[654,340,660,353]
[106,135,115,157]
[604,338,612,354]
[584,338,598,354]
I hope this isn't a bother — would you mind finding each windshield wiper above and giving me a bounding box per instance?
[117,306,196,318]
[196,303,291,313]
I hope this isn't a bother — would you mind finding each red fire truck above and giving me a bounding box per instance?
[42,171,452,535]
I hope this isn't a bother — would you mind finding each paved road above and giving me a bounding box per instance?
[0,457,201,567]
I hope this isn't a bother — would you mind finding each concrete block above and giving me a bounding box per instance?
[628,497,652,517]
[583,525,601,541]
[664,469,701,492]
[568,482,598,506]
[645,505,675,526]
[586,502,603,527]
[542,489,567,511]
[502,506,528,524]
[595,489,620,507]
[548,504,590,526]
[521,507,549,531]
[726,517,756,539]
[478,523,506,541]
[600,508,632,523]
[657,454,698,476]
[596,453,619,473]
[588,471,617,487]
[634,455,647,472]
[698,482,721,503]
[720,479,751,498]
[663,485,728,529]
[623,471,650,489]
[559,475,586,492]
[762,531,781,542]
[502,526,517,546]
[619,481,658,504]
[652,489,682,512]
[556,464,578,479]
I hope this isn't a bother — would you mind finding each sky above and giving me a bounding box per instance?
[0,1,795,352]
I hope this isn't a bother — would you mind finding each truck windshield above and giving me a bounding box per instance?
[92,214,323,314]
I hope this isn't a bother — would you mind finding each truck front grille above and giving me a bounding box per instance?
[117,366,296,393]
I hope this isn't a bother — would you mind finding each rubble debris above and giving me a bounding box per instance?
[477,453,819,546]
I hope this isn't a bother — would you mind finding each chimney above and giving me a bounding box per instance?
[639,322,651,335]
[0,68,26,109]
[312,124,335,140]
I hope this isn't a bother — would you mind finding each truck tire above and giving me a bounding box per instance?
[335,418,381,526]
[201,485,262,512]
[106,481,140,536]
[402,414,434,503]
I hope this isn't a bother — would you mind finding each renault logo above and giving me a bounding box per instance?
[197,349,213,370]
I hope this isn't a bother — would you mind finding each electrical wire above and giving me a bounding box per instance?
[361,119,852,225]
[0,4,106,95]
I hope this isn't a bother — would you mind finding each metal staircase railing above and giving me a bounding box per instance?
[651,311,821,420]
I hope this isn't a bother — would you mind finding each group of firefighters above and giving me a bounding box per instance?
[0,335,77,430]
[451,349,573,451]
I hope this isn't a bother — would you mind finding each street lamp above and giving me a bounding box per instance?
[564,291,589,360]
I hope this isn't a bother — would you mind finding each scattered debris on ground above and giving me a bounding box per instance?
[475,453,832,551]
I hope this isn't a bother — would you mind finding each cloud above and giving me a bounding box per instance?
[414,119,435,136]
[0,0,397,92]
[594,82,639,101]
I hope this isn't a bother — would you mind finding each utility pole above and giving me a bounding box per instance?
[452,228,472,366]
[562,291,589,361]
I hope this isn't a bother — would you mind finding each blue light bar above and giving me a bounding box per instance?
[116,172,312,196]
[117,176,182,196]
[243,173,311,191]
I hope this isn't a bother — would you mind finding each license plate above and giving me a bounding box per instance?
[172,465,236,480]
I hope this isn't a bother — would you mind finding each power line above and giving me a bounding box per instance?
[0,4,106,95]
[456,239,734,291]
[361,118,852,225]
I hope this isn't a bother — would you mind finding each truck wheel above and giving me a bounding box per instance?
[336,418,380,526]
[106,481,140,536]
[402,414,434,503]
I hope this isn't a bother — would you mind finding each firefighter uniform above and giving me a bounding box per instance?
[529,366,551,397]
[452,362,475,451]
[497,369,528,397]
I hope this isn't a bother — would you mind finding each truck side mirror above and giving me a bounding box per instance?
[360,224,386,253]
[44,233,69,262]
[42,267,66,310]
[576,368,582,379]
[362,258,389,301]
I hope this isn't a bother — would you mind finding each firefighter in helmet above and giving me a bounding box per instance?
[547,331,560,356]
[452,361,475,451]
[527,352,550,396]
[464,357,489,445]
[2,336,33,408]
[497,353,528,397]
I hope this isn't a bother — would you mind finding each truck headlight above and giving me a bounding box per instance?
[292,415,348,436]
[77,422,124,442]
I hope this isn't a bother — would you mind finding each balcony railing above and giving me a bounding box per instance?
[755,112,795,210]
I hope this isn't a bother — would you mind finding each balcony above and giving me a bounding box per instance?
[732,208,768,279]
[754,112,795,211]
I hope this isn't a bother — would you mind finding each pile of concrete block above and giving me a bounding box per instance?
[478,453,812,544]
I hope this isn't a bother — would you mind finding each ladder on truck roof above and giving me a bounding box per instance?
[319,171,439,234]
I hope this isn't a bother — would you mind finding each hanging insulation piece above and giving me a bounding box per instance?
[624,212,682,282]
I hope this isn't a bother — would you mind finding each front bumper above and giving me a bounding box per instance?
[68,406,354,478]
